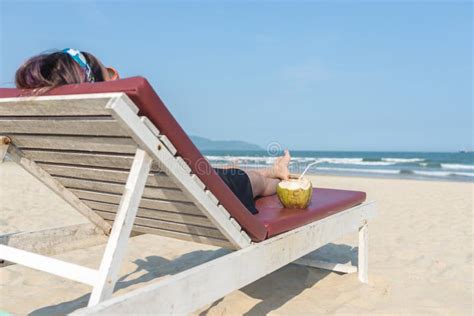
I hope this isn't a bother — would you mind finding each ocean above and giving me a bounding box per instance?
[202,150,474,182]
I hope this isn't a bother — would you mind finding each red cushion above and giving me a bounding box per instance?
[255,188,366,238]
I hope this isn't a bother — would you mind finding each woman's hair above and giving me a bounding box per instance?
[15,50,105,90]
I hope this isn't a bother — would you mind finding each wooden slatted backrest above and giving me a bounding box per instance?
[0,78,269,243]
[0,93,241,248]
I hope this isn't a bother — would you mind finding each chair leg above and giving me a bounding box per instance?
[88,148,153,306]
[358,220,369,283]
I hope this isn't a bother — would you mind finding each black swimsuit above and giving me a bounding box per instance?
[214,168,258,214]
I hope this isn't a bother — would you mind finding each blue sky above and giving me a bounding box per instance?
[1,1,472,152]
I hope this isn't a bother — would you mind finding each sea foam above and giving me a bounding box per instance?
[441,164,474,170]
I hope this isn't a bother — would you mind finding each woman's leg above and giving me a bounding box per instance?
[245,150,291,198]
[246,170,281,197]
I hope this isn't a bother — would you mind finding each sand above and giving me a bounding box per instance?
[0,161,88,235]
[0,161,472,315]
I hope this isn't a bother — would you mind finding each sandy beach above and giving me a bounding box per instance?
[0,161,472,315]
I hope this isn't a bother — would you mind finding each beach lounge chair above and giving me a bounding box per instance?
[0,77,376,315]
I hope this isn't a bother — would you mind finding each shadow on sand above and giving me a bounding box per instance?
[31,243,357,315]
[30,248,230,315]
[199,243,359,316]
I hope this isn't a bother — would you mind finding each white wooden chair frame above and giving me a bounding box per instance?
[0,93,376,315]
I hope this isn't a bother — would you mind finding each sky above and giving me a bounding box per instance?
[0,0,472,152]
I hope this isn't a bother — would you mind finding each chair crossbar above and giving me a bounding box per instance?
[0,245,99,285]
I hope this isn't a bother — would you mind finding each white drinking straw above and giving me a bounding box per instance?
[299,161,323,179]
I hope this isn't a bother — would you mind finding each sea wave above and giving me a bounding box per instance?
[299,157,422,166]
[382,158,425,163]
[453,172,474,177]
[419,162,442,168]
[441,164,474,170]
[314,158,395,166]
[312,167,474,178]
[362,158,382,162]
[317,167,400,175]
[413,170,474,178]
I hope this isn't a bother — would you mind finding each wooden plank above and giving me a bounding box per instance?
[11,135,137,153]
[84,200,214,227]
[358,222,369,283]
[89,148,153,305]
[191,174,206,190]
[218,205,231,218]
[159,135,177,156]
[55,176,190,202]
[0,245,99,286]
[22,150,162,171]
[229,218,242,231]
[22,149,135,169]
[96,210,225,239]
[147,172,179,189]
[240,231,252,245]
[39,164,177,189]
[205,190,219,205]
[6,145,112,234]
[0,94,118,116]
[74,202,377,315]
[0,118,130,136]
[70,190,204,216]
[112,223,233,249]
[140,117,160,136]
[107,95,250,248]
[0,223,106,267]
[0,93,139,116]
[176,156,192,174]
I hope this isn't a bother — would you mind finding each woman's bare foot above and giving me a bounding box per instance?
[270,149,291,180]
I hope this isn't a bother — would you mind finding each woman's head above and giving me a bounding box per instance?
[15,49,119,90]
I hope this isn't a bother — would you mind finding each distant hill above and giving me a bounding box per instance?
[190,135,263,151]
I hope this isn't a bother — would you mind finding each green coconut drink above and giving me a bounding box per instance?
[276,160,319,209]
[276,177,312,209]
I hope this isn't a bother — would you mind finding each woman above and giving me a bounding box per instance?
[14,49,291,214]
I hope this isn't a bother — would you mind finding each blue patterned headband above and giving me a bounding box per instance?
[62,48,95,83]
